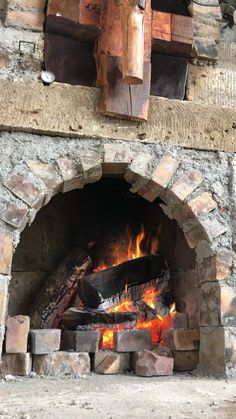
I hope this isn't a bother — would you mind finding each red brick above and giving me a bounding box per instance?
[56,157,84,192]
[161,329,200,351]
[187,192,217,217]
[114,330,152,352]
[61,330,100,353]
[0,201,28,230]
[133,351,174,376]
[171,170,204,202]
[95,353,120,375]
[26,161,62,194]
[0,231,13,275]
[138,153,180,202]
[0,353,32,376]
[4,173,44,209]
[6,10,44,31]
[103,143,133,175]
[216,250,233,281]
[5,315,30,353]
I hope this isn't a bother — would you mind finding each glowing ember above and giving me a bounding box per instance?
[91,225,176,350]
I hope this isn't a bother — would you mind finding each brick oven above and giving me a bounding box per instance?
[0,0,236,379]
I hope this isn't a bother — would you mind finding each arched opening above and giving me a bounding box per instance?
[9,176,200,371]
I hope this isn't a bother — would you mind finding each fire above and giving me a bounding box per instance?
[91,225,176,350]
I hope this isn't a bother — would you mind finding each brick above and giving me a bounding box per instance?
[26,161,62,195]
[5,316,30,353]
[61,330,100,353]
[114,330,152,352]
[0,276,8,323]
[133,351,174,377]
[33,352,90,376]
[4,173,44,209]
[171,170,204,202]
[0,201,29,230]
[138,153,180,202]
[93,351,130,372]
[6,10,44,31]
[183,222,208,249]
[0,231,13,275]
[0,353,32,376]
[30,329,61,354]
[95,353,120,375]
[161,329,200,351]
[103,143,133,175]
[56,157,84,192]
[124,154,153,193]
[173,350,199,372]
[186,192,217,218]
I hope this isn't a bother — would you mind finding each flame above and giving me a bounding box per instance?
[91,224,176,350]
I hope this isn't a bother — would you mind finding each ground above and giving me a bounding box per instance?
[0,374,236,418]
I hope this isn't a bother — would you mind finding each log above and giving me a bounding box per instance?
[62,307,137,329]
[78,254,166,309]
[95,0,152,121]
[30,248,92,328]
[115,0,146,85]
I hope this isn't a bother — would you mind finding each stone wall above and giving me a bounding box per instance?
[0,132,235,376]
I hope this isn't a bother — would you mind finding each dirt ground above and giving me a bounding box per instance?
[0,373,236,419]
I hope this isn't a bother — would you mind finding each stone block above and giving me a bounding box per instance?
[0,353,32,376]
[161,329,200,351]
[103,143,133,175]
[0,201,29,230]
[171,170,204,202]
[56,157,84,192]
[5,315,30,353]
[0,231,13,275]
[26,160,62,195]
[173,350,199,371]
[33,352,90,376]
[81,158,102,184]
[133,351,174,377]
[183,222,208,249]
[114,330,152,352]
[4,173,44,209]
[8,0,46,11]
[198,326,226,375]
[30,329,61,354]
[6,10,44,31]
[138,153,180,202]
[95,353,120,375]
[61,330,100,352]
[93,351,130,372]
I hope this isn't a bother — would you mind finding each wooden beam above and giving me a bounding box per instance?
[152,11,193,57]
[46,0,102,42]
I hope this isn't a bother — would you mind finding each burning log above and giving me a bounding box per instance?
[31,248,92,328]
[78,254,166,309]
[62,307,137,330]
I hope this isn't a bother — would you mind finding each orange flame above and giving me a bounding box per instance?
[91,224,176,350]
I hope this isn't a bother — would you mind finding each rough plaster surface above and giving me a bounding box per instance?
[0,80,235,152]
[0,375,236,418]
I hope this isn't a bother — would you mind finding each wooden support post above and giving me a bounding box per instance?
[45,1,193,121]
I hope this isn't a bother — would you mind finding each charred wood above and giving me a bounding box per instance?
[78,254,166,309]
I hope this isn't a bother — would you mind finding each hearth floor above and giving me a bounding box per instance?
[0,374,236,419]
